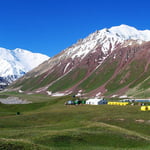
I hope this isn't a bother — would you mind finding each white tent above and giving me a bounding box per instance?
[86,98,107,105]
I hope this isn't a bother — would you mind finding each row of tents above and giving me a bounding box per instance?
[108,102,129,106]
[65,98,108,105]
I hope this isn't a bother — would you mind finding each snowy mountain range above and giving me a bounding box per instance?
[0,48,49,89]
[62,24,150,59]
[9,25,150,98]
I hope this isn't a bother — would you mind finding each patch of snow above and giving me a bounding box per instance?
[52,90,72,97]
[95,56,107,70]
[51,92,66,97]
[47,91,52,95]
[113,54,116,59]
[63,62,70,73]
[137,40,143,45]
[96,92,101,97]
[75,90,83,97]
[111,95,118,98]
[78,90,83,93]
[18,90,23,93]
[119,95,128,98]
[76,93,82,97]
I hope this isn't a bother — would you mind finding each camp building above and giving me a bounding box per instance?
[86,98,107,105]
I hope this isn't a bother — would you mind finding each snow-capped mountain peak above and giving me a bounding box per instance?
[63,25,150,60]
[0,47,50,84]
[109,24,150,41]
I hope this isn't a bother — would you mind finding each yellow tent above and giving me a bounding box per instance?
[147,106,150,111]
[141,106,148,111]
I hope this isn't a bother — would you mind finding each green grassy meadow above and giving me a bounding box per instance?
[0,92,150,150]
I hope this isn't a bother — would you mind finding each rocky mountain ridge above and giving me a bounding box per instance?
[9,25,150,98]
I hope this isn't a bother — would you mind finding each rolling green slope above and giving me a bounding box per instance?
[0,93,150,149]
[12,71,60,91]
[105,60,147,95]
[78,60,118,93]
[48,68,87,92]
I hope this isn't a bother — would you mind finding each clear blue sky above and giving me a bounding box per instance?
[0,0,150,57]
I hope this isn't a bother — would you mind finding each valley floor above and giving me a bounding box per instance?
[0,92,150,150]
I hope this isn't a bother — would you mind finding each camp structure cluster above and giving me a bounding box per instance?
[65,99,86,105]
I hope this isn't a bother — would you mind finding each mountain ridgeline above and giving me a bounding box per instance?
[9,25,150,98]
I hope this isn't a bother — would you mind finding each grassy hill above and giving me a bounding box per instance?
[0,92,150,150]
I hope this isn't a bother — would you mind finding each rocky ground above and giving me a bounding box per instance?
[0,97,32,104]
